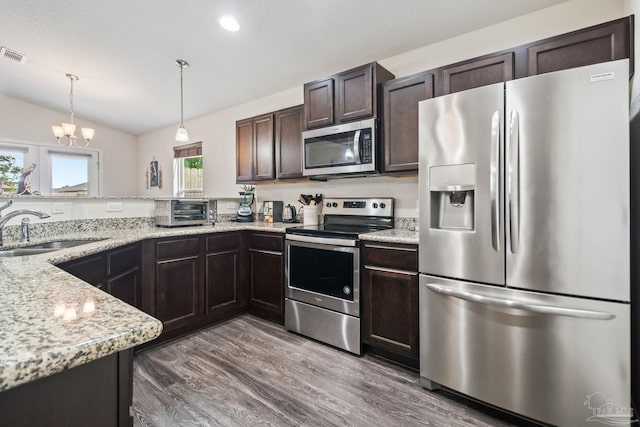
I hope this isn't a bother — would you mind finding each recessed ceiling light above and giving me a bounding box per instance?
[219,15,240,32]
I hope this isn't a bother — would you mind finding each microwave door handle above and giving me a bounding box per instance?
[353,130,361,164]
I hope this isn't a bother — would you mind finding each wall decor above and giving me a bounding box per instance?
[149,159,159,187]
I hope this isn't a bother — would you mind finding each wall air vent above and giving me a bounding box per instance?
[0,47,27,64]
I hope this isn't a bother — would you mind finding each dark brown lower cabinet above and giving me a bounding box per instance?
[153,236,202,334]
[205,232,246,321]
[0,349,133,427]
[361,242,419,368]
[248,232,284,324]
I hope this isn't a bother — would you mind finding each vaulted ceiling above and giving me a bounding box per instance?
[0,0,566,135]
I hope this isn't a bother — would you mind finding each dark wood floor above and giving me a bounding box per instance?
[132,315,515,427]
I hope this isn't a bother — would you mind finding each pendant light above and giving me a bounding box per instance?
[175,59,189,143]
[51,74,95,147]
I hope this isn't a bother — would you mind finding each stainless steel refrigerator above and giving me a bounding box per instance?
[418,59,631,427]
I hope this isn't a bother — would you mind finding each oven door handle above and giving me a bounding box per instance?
[286,234,358,247]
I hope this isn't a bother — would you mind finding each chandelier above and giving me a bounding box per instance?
[51,73,95,147]
[175,59,190,143]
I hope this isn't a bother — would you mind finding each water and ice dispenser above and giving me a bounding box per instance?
[429,164,475,231]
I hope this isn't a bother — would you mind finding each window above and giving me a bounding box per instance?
[173,142,203,198]
[0,145,26,194]
[0,139,101,196]
[51,152,90,196]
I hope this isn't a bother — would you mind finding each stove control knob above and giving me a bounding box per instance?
[332,202,338,208]
[343,286,351,295]
[372,203,378,208]
[326,202,331,208]
[380,202,386,209]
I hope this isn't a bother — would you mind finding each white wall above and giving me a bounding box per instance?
[0,94,139,196]
[136,0,628,219]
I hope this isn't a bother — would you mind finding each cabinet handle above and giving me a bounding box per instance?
[364,265,418,276]
[250,249,282,256]
[363,244,417,252]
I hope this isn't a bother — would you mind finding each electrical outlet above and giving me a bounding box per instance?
[106,202,123,212]
[51,203,64,214]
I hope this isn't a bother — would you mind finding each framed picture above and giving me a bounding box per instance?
[150,160,159,187]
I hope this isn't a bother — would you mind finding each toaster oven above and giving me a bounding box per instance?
[155,199,216,227]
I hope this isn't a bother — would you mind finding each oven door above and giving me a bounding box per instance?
[285,234,359,316]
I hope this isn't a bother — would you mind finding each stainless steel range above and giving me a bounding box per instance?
[285,197,394,355]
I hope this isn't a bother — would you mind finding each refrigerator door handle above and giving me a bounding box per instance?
[425,283,616,320]
[508,110,520,253]
[490,111,500,252]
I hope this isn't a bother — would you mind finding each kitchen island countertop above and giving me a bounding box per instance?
[0,220,410,393]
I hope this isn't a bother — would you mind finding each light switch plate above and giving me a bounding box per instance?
[106,202,123,212]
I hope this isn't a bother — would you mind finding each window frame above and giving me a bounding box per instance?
[0,138,102,197]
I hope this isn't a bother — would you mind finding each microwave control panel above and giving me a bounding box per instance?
[360,130,372,164]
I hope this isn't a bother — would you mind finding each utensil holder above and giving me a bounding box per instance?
[303,205,318,225]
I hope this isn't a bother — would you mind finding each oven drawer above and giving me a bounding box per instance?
[285,299,361,355]
[362,242,418,271]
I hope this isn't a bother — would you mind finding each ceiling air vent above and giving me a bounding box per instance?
[0,47,27,64]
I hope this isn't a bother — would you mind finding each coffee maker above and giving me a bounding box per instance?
[236,190,255,222]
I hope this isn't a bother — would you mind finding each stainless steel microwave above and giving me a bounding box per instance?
[155,199,216,227]
[302,118,379,177]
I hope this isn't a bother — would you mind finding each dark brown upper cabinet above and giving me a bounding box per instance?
[253,113,275,181]
[441,52,515,95]
[236,118,254,183]
[303,62,394,129]
[275,105,304,180]
[382,71,435,173]
[236,113,275,183]
[525,16,633,76]
[304,78,334,129]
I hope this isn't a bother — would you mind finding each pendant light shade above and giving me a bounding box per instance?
[52,73,95,147]
[175,59,189,142]
[176,126,189,143]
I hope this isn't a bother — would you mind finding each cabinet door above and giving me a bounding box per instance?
[236,117,254,182]
[275,105,304,180]
[526,17,632,76]
[383,72,434,172]
[59,255,107,291]
[248,232,284,324]
[106,243,141,308]
[156,257,200,332]
[108,269,141,309]
[336,64,373,123]
[442,52,514,95]
[205,233,243,317]
[362,267,419,363]
[253,113,275,181]
[304,78,334,129]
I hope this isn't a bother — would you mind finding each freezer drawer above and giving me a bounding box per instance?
[419,275,631,427]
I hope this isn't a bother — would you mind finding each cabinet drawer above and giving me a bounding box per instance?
[107,244,140,276]
[249,232,283,252]
[156,237,200,261]
[206,232,240,253]
[362,242,418,271]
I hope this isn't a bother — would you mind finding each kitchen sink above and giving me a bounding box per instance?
[25,239,101,249]
[0,248,58,257]
[0,239,103,257]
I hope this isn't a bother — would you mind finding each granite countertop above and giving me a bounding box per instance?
[0,220,410,393]
[359,228,419,245]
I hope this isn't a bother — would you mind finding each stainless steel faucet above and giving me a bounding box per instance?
[0,200,51,246]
